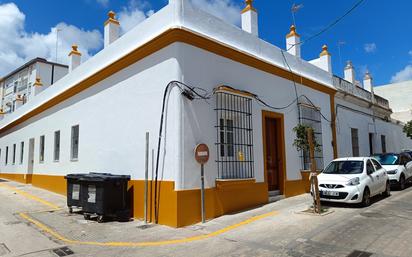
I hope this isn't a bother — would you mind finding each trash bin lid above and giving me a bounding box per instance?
[78,173,131,182]
[65,173,88,180]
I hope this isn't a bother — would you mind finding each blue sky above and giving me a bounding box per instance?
[1,0,412,86]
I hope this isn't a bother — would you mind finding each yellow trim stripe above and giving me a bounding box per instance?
[0,183,60,210]
[19,211,277,247]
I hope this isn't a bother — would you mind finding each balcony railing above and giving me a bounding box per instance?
[333,76,389,109]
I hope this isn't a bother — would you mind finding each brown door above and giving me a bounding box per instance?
[265,117,280,191]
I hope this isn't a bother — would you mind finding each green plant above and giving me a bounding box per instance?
[404,120,412,140]
[293,124,321,152]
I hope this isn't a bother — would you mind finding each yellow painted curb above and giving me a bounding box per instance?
[1,180,279,247]
[0,183,60,210]
[19,210,278,247]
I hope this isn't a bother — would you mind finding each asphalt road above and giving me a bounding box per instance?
[1,179,412,257]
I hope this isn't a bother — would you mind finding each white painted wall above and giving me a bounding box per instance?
[335,97,412,158]
[178,43,334,190]
[0,45,182,184]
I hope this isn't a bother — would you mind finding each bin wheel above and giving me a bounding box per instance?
[97,215,104,223]
[83,214,91,220]
[68,207,73,214]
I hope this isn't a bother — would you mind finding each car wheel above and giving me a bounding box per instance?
[383,181,391,197]
[399,175,406,190]
[362,188,371,207]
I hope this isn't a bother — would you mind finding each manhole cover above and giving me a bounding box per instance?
[52,247,74,256]
[0,243,10,256]
[347,250,373,257]
[360,212,386,218]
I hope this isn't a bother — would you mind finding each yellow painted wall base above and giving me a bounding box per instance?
[0,173,308,227]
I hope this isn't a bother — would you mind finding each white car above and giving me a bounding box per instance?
[373,153,412,190]
[316,157,390,207]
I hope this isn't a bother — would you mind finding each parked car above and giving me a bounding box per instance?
[316,157,390,207]
[373,153,412,190]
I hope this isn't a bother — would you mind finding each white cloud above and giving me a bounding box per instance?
[390,65,412,83]
[0,3,102,77]
[96,0,109,7]
[364,43,377,53]
[190,0,241,25]
[117,0,154,34]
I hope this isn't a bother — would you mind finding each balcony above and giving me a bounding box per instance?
[333,76,389,109]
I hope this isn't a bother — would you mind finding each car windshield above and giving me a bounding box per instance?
[322,161,364,175]
[374,154,399,165]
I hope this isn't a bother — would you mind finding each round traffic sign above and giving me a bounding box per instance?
[195,144,209,164]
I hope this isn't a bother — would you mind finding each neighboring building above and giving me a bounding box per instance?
[0,0,410,227]
[374,80,412,123]
[0,58,68,114]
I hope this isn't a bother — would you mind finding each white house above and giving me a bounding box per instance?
[0,0,410,227]
[374,80,412,123]
[0,58,68,113]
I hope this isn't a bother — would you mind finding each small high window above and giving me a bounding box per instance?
[20,141,24,164]
[54,131,60,162]
[39,135,45,162]
[71,125,79,160]
[5,146,8,165]
[12,144,16,164]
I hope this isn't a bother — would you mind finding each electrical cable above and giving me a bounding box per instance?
[287,0,366,51]
[153,80,210,223]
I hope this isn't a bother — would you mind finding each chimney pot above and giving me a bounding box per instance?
[68,44,82,72]
[286,25,301,57]
[241,0,258,36]
[363,71,373,92]
[344,60,356,84]
[104,10,120,47]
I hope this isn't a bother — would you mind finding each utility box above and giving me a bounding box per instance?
[65,173,131,222]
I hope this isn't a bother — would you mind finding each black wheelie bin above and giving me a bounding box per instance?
[79,173,131,222]
[65,173,85,213]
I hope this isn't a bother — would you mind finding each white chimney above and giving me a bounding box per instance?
[309,45,332,73]
[241,0,258,36]
[344,61,355,84]
[104,11,120,47]
[68,45,81,72]
[286,25,301,57]
[15,95,24,109]
[363,71,373,92]
[33,77,44,96]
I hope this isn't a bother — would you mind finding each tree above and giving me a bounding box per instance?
[293,124,321,153]
[404,120,412,140]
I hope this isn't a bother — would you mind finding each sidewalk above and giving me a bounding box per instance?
[2,178,411,257]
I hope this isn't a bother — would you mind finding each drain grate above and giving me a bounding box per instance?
[137,224,155,230]
[347,250,373,257]
[52,247,74,257]
[0,243,10,256]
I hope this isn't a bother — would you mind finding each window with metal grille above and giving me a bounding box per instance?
[71,125,79,161]
[299,103,323,170]
[351,128,359,157]
[39,135,45,162]
[215,91,254,179]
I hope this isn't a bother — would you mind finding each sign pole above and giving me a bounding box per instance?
[200,163,205,223]
[194,143,209,224]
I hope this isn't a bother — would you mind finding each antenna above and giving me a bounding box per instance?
[337,40,346,75]
[291,3,304,27]
[55,28,62,62]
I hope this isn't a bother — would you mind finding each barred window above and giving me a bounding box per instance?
[299,103,323,170]
[215,90,254,179]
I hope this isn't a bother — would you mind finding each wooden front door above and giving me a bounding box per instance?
[263,111,285,193]
[265,117,279,191]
